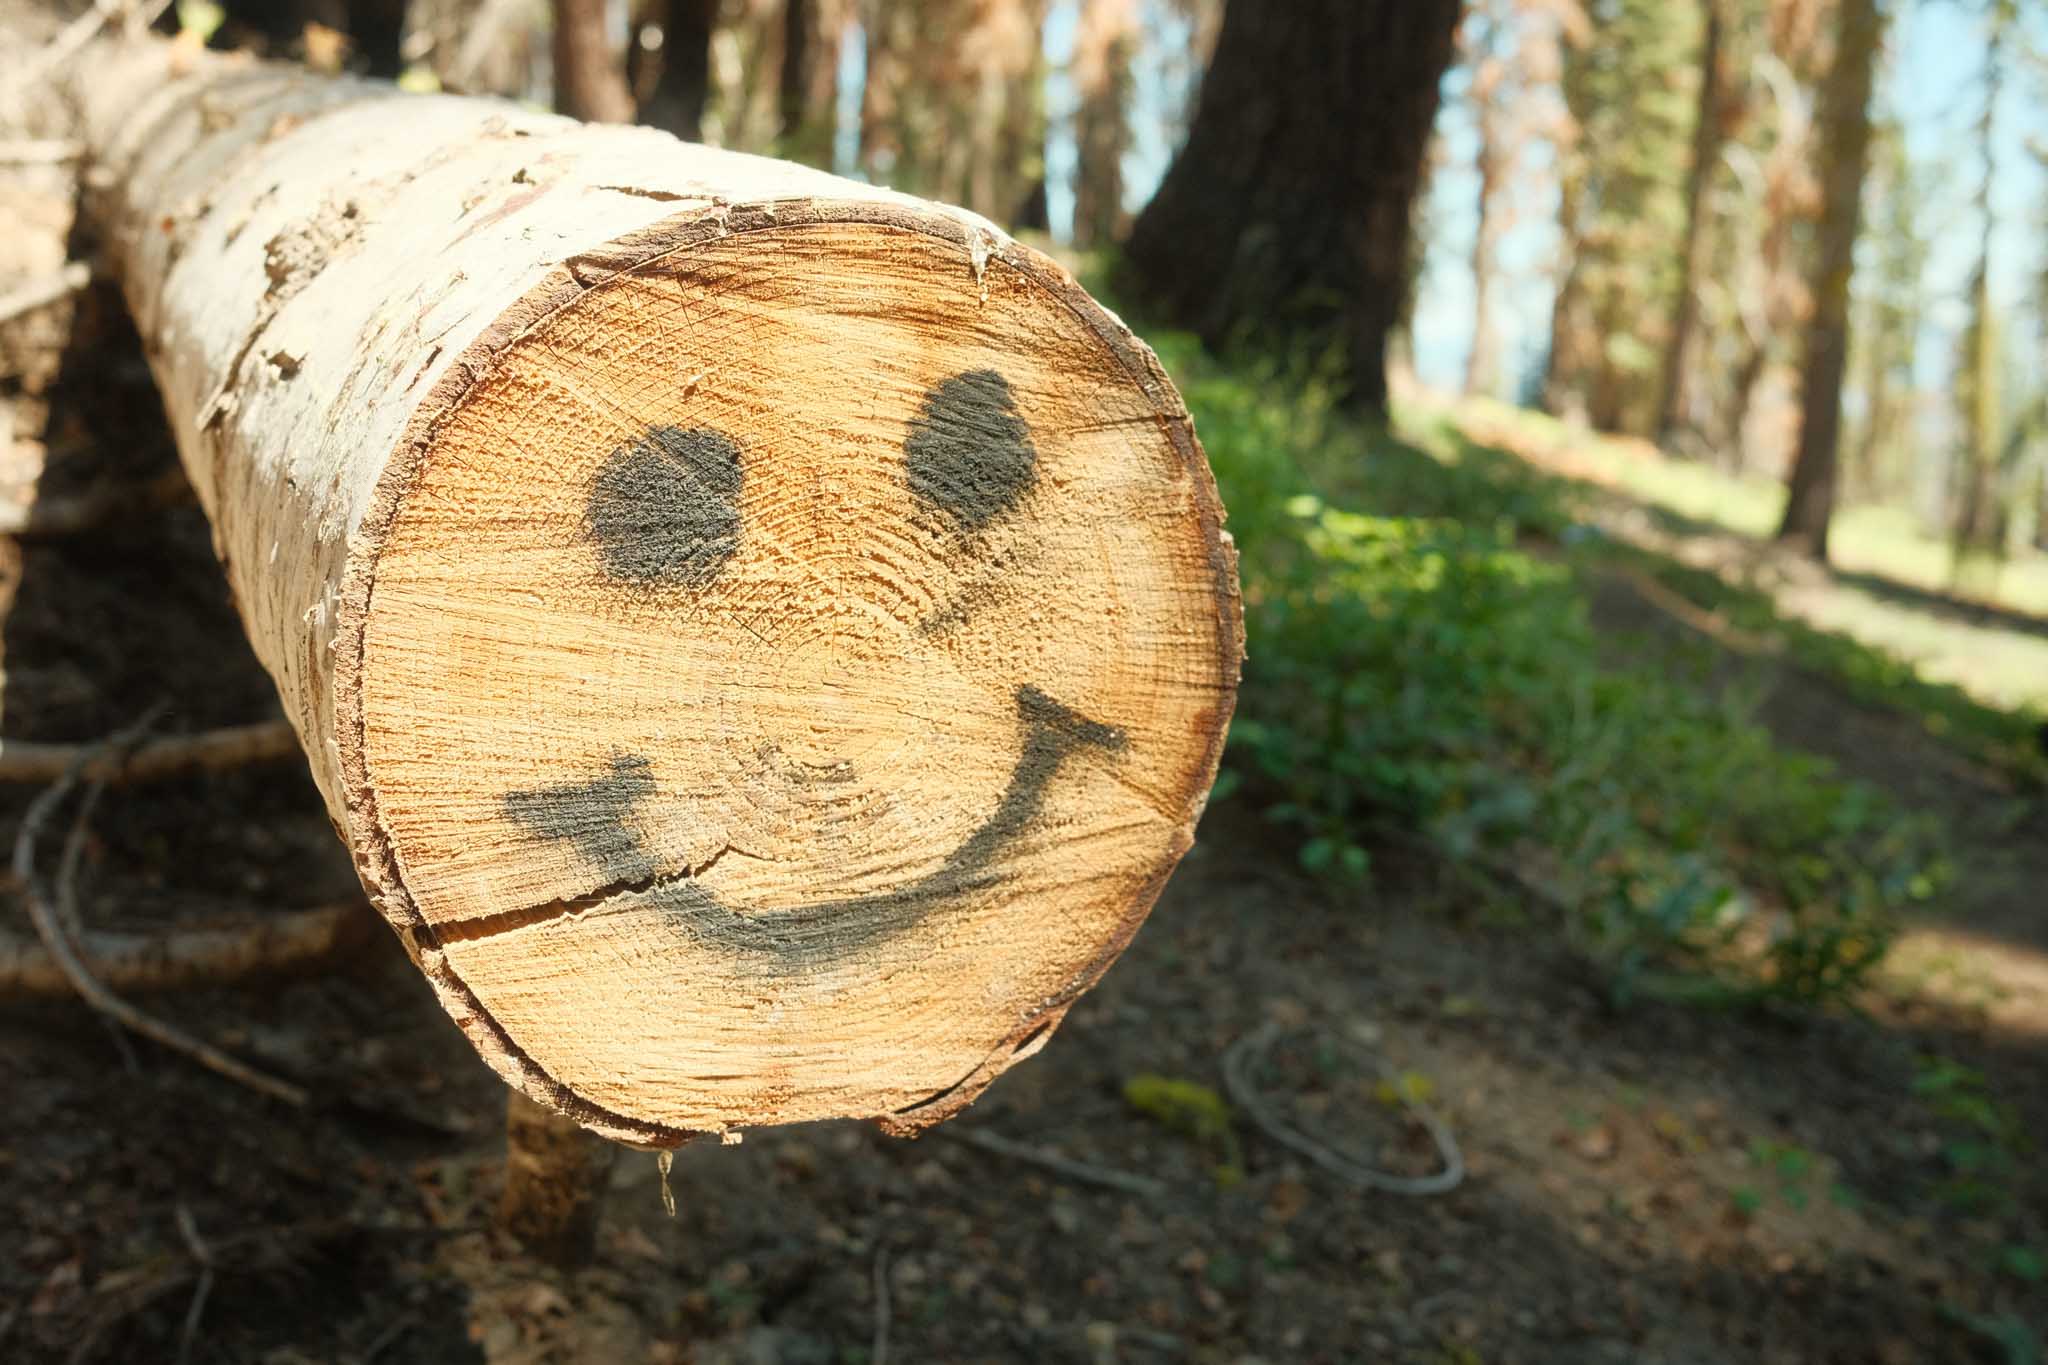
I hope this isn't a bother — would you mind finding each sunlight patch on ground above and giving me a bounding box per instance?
[1448,395,2048,621]
[1882,927,2048,1042]
[1433,395,2048,713]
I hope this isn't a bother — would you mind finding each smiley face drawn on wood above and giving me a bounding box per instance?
[459,370,1126,964]
[356,217,1239,1134]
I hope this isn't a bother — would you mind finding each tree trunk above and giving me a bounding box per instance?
[1464,15,1504,400]
[1775,0,1882,559]
[1543,162,1591,421]
[778,0,845,164]
[552,0,635,123]
[857,0,907,180]
[640,0,718,142]
[1121,0,1461,411]
[76,38,1242,1146]
[1071,0,1136,250]
[1654,0,1724,448]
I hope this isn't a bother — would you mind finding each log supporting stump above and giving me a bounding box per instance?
[501,1090,620,1266]
[76,40,1241,1144]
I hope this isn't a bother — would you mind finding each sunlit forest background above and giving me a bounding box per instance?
[4,1,2048,1359]
[260,0,2048,585]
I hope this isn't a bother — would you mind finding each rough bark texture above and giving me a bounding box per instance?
[1654,0,1725,446]
[552,0,635,123]
[501,1090,620,1265]
[1120,0,1460,411]
[1776,0,1881,558]
[75,39,1241,1145]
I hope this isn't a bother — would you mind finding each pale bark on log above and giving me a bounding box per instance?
[74,40,1241,1145]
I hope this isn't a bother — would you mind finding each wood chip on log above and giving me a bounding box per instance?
[73,39,1242,1145]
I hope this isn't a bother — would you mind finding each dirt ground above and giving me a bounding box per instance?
[5,43,2047,1365]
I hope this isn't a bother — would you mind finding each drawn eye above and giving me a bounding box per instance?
[585,424,742,587]
[904,369,1037,532]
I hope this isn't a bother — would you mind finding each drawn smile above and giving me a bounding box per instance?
[444,683,1125,961]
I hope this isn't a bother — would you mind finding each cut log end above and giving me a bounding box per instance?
[346,208,1240,1143]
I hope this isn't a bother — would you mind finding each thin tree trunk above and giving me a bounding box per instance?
[1071,0,1135,250]
[1654,0,1725,447]
[780,0,813,140]
[1543,162,1590,419]
[1950,1,2012,564]
[1464,37,1503,399]
[1776,0,1882,559]
[77,37,1240,1145]
[857,0,904,179]
[553,0,635,123]
[1121,0,1461,411]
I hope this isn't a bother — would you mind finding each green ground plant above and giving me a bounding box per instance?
[1149,332,1947,1006]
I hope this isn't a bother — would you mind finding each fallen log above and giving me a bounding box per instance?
[73,39,1241,1145]
[0,903,370,999]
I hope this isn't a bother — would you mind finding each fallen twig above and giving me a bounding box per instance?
[950,1127,1169,1199]
[0,262,91,327]
[0,715,295,785]
[55,768,139,1071]
[67,1218,362,1365]
[0,903,370,999]
[0,467,193,541]
[0,138,82,165]
[1222,1019,1464,1196]
[12,711,310,1108]
[172,1205,213,1365]
[1,1,172,113]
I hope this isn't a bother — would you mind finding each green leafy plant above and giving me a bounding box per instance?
[1141,327,1946,1005]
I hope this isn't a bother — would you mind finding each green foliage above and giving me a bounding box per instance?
[1610,547,2048,781]
[1121,1074,1243,1187]
[1150,330,1946,1005]
[1912,1055,2031,1217]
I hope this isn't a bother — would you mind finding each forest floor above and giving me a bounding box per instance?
[5,106,2048,1365]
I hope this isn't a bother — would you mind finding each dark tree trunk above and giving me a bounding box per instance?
[1120,0,1461,411]
[777,0,846,163]
[1654,0,1725,448]
[198,0,403,74]
[553,0,635,123]
[640,0,719,142]
[1776,0,1882,559]
[780,0,814,141]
